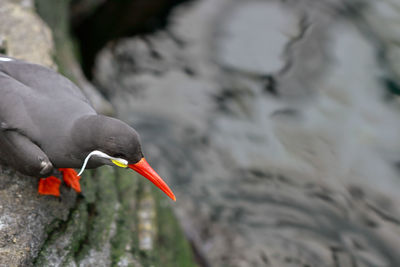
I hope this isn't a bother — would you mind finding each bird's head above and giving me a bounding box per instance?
[76,115,175,201]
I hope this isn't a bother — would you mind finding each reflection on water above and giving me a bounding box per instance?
[94,0,400,266]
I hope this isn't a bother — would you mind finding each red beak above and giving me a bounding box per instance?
[128,158,176,201]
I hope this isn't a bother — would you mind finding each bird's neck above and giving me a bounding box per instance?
[71,115,106,152]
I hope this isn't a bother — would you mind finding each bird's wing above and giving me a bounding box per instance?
[0,59,90,103]
[0,71,40,138]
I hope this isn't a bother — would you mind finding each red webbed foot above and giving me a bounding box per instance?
[38,176,61,197]
[59,168,81,193]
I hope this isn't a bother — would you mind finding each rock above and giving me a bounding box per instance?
[0,166,76,266]
[94,0,400,266]
[361,0,400,100]
[0,0,54,68]
[217,1,301,74]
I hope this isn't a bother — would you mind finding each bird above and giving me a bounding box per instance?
[0,55,175,201]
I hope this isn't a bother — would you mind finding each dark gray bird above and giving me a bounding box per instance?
[0,55,175,200]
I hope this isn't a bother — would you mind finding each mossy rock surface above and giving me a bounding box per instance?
[34,167,196,267]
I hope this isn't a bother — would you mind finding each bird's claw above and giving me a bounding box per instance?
[59,168,81,193]
[38,176,61,197]
[38,169,81,197]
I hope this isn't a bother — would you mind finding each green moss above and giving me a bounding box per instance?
[34,164,197,266]
[136,182,157,266]
[111,168,140,266]
[33,171,96,266]
[76,166,119,261]
[33,193,89,266]
[67,203,89,253]
[80,170,97,204]
[111,168,198,267]
[152,188,197,267]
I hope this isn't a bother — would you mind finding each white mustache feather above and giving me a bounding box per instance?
[78,150,128,176]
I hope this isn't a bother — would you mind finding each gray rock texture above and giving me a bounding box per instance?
[94,0,400,266]
[0,0,54,68]
[0,166,76,266]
